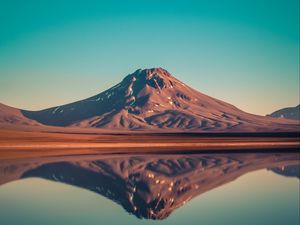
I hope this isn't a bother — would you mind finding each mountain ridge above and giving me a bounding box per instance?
[268,105,300,120]
[1,68,299,132]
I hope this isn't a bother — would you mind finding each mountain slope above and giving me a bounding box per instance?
[268,105,300,120]
[2,68,300,132]
[0,103,40,127]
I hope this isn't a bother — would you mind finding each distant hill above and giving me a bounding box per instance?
[268,105,300,120]
[270,165,300,179]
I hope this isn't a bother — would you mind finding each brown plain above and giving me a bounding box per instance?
[0,129,299,160]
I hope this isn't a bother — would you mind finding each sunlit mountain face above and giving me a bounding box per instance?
[0,68,298,132]
[1,153,299,220]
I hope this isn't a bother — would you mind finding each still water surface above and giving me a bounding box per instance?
[0,153,299,225]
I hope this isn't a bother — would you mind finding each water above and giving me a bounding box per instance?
[0,153,299,225]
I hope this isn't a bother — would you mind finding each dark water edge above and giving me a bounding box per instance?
[108,148,300,155]
[45,130,300,138]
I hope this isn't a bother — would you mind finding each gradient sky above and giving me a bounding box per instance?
[0,0,299,115]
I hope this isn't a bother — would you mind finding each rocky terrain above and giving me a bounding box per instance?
[1,68,299,132]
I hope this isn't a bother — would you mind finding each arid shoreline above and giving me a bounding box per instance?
[0,130,299,160]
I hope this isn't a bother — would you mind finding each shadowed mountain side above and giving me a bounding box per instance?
[269,164,300,178]
[15,68,299,132]
[268,105,300,121]
[0,153,299,220]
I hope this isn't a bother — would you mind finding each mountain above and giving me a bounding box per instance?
[0,103,40,127]
[270,165,300,179]
[1,68,299,131]
[268,105,300,120]
[0,153,298,219]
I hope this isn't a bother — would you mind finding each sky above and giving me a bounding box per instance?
[0,0,299,115]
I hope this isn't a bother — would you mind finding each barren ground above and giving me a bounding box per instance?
[0,130,299,160]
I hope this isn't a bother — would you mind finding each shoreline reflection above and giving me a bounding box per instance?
[0,152,299,220]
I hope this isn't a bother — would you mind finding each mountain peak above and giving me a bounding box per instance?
[133,67,172,79]
[121,67,176,92]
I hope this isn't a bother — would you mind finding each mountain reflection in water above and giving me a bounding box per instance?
[0,152,299,220]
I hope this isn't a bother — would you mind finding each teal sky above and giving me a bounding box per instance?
[0,0,299,115]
